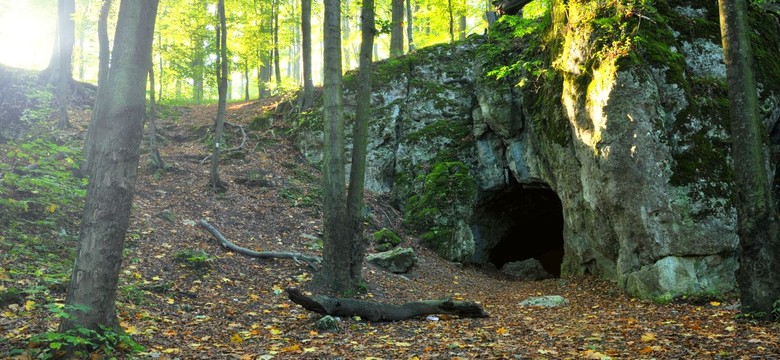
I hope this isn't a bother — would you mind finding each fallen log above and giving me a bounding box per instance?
[286,288,489,322]
[197,219,321,270]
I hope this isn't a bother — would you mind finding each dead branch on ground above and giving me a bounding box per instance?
[286,288,489,322]
[198,219,321,270]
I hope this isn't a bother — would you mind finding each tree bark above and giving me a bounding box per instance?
[273,0,282,86]
[718,0,780,320]
[390,0,404,56]
[345,0,375,292]
[60,0,159,332]
[317,0,353,294]
[406,0,414,52]
[210,0,228,192]
[301,0,314,108]
[148,60,165,170]
[286,288,489,321]
[83,0,113,177]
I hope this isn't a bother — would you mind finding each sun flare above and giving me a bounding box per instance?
[0,2,56,70]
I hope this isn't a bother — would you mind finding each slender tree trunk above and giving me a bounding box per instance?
[342,0,352,68]
[158,32,164,101]
[406,0,414,52]
[448,0,455,43]
[273,0,282,86]
[718,0,780,320]
[148,61,165,170]
[346,0,375,285]
[302,0,314,108]
[77,0,91,81]
[459,15,466,40]
[210,0,228,192]
[390,0,404,56]
[83,0,113,177]
[60,0,159,333]
[318,0,352,294]
[56,0,76,129]
[245,62,250,101]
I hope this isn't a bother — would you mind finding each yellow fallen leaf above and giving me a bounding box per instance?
[303,347,317,353]
[24,300,36,311]
[124,325,139,335]
[230,332,243,344]
[641,332,656,343]
[496,327,509,335]
[162,348,180,354]
[46,204,57,213]
[710,301,721,307]
[152,276,162,281]
[395,341,411,347]
[282,344,301,352]
[268,327,282,335]
[250,294,260,301]
[582,349,607,359]
[167,298,175,304]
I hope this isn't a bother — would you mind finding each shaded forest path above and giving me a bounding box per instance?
[2,96,779,359]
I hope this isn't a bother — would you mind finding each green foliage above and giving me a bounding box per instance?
[173,249,214,270]
[18,304,144,359]
[404,162,477,252]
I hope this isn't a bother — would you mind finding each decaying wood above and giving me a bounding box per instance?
[198,219,321,270]
[285,288,489,322]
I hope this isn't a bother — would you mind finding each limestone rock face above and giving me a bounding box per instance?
[294,4,780,299]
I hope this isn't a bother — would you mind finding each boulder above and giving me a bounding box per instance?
[519,295,568,308]
[366,247,418,274]
[500,259,554,281]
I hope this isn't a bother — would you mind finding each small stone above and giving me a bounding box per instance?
[314,315,340,332]
[518,295,568,308]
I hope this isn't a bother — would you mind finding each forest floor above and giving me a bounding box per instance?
[1,89,780,359]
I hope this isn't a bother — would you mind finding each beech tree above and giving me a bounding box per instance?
[301,0,314,107]
[209,0,229,192]
[61,0,159,332]
[718,0,780,320]
[82,0,112,177]
[318,0,353,293]
[390,0,404,56]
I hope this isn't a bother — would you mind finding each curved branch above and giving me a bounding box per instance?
[197,219,321,270]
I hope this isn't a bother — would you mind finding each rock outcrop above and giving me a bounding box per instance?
[294,0,780,299]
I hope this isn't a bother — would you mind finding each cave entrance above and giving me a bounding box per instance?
[471,183,564,277]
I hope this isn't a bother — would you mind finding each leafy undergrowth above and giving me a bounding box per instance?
[1,94,779,359]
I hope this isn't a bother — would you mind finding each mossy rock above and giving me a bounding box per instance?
[373,228,402,248]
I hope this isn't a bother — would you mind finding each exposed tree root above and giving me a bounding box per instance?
[285,288,489,322]
[198,219,321,270]
[199,122,248,164]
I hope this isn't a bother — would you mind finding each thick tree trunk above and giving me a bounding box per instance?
[345,0,375,290]
[318,0,353,294]
[390,0,404,56]
[302,0,314,108]
[286,288,489,321]
[718,0,780,320]
[210,0,228,192]
[60,0,159,332]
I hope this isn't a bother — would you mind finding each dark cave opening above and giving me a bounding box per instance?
[471,184,564,277]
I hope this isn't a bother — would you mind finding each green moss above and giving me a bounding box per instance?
[373,228,402,247]
[404,161,477,253]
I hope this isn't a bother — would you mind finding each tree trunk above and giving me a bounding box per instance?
[448,0,455,43]
[345,0,375,290]
[286,288,489,321]
[148,61,165,170]
[390,0,404,57]
[406,0,414,52]
[82,0,113,177]
[210,0,228,192]
[273,0,282,86]
[317,0,353,294]
[244,62,250,101]
[60,0,159,332]
[718,0,780,320]
[301,0,314,108]
[44,0,76,85]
